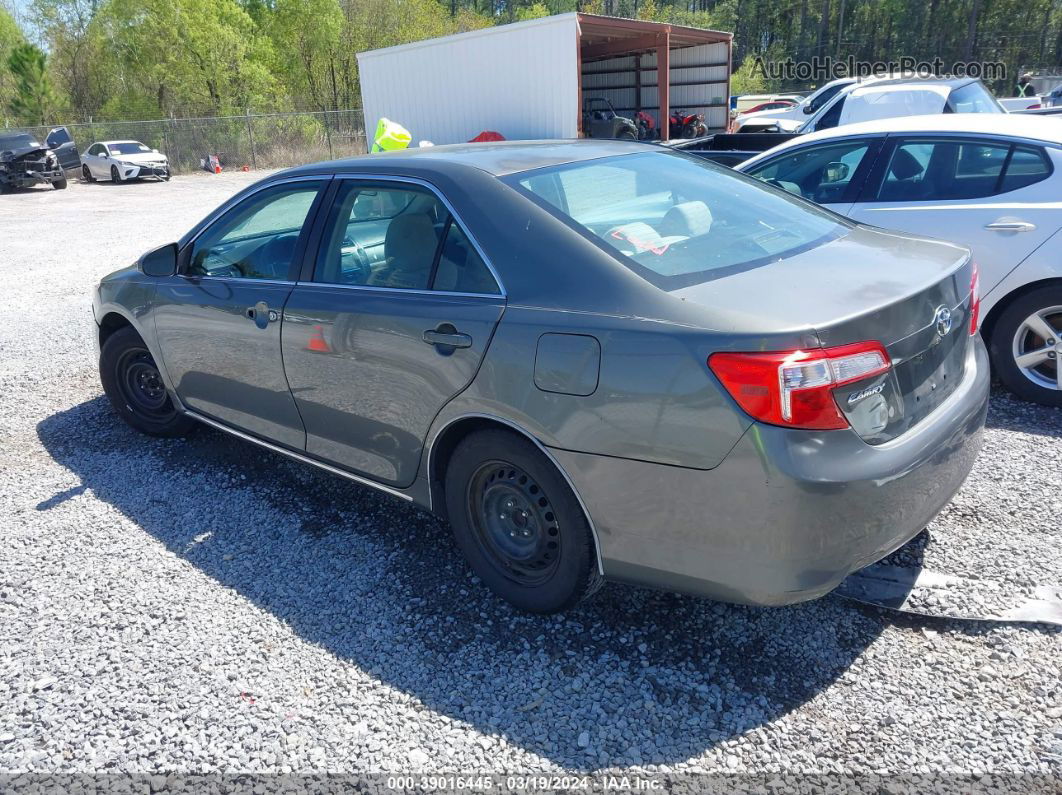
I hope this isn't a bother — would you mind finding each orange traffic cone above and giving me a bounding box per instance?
[214,164,222,174]
[307,325,331,353]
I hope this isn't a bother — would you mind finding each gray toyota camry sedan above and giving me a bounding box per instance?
[93,140,990,613]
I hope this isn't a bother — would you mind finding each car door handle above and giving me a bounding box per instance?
[984,220,1036,232]
[245,302,278,325]
[422,327,472,349]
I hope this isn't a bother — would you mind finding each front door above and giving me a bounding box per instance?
[282,178,505,487]
[153,178,329,449]
[847,137,1060,297]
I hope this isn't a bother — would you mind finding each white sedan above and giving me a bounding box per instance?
[738,113,1062,407]
[81,140,170,183]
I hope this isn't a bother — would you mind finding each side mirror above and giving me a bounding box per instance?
[803,104,815,114]
[140,243,178,277]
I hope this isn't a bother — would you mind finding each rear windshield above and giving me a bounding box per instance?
[505,151,848,289]
[0,134,39,149]
[947,81,1004,113]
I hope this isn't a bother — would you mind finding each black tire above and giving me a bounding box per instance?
[82,165,94,183]
[444,429,602,613]
[99,325,194,437]
[110,165,121,183]
[53,177,67,190]
[617,129,637,141]
[988,285,1062,408]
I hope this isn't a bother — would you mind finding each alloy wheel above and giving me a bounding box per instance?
[1011,305,1062,391]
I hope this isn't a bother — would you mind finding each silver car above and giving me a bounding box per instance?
[92,141,990,613]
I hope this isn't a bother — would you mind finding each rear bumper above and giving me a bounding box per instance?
[551,336,991,606]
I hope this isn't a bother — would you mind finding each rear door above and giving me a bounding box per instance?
[45,127,81,170]
[847,136,1060,295]
[281,177,505,487]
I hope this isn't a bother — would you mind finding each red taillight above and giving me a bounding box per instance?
[969,262,981,335]
[709,341,891,430]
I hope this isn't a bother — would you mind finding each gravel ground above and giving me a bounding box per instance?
[0,174,1060,787]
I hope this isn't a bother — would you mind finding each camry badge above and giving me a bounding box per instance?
[848,382,885,405]
[934,305,953,338]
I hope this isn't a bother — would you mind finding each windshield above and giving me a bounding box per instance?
[0,133,40,150]
[506,152,849,290]
[108,141,151,155]
[946,81,1005,113]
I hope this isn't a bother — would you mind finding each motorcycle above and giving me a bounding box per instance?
[668,109,708,139]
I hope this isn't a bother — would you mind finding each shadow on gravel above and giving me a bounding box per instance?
[984,386,1062,439]
[39,396,887,769]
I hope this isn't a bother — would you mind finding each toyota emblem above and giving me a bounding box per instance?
[934,305,953,337]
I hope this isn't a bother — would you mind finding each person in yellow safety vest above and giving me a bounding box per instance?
[371,118,412,153]
[1017,73,1035,98]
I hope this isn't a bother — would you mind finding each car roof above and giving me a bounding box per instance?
[285,139,655,178]
[742,113,1062,162]
[98,140,144,145]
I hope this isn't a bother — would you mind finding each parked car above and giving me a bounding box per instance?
[741,100,798,116]
[0,127,80,193]
[733,78,860,133]
[93,140,988,612]
[771,76,1004,135]
[582,98,638,140]
[732,93,804,115]
[737,114,1062,406]
[81,140,170,183]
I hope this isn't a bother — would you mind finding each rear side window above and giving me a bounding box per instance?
[870,139,1051,201]
[314,181,500,294]
[509,151,848,290]
[1000,146,1052,192]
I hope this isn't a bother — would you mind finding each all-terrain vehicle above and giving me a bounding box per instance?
[582,97,639,140]
[0,127,81,193]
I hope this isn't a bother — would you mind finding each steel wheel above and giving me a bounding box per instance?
[115,347,173,421]
[1011,305,1062,392]
[466,460,562,586]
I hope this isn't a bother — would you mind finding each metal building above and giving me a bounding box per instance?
[357,13,732,145]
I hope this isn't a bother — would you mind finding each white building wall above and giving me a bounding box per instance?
[357,15,580,145]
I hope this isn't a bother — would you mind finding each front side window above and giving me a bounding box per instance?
[744,140,875,203]
[508,152,848,289]
[187,181,323,280]
[315,181,500,294]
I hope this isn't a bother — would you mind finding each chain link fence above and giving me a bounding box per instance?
[20,109,368,175]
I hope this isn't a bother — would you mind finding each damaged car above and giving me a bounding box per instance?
[82,139,171,183]
[0,127,80,193]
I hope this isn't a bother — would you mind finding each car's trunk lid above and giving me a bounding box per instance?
[672,225,975,443]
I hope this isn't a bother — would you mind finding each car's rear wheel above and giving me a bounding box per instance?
[988,285,1062,407]
[444,429,601,613]
[100,326,194,437]
[110,165,121,183]
[82,165,94,183]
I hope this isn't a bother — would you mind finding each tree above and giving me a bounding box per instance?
[7,42,60,125]
[0,5,25,121]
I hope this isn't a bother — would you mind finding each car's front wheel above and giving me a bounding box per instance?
[989,285,1062,407]
[99,326,194,437]
[53,177,67,190]
[110,165,121,183]
[82,164,94,183]
[445,429,602,613]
